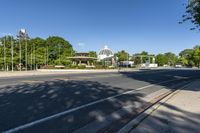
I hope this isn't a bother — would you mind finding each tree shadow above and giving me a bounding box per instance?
[119,69,200,91]
[0,79,147,133]
[0,69,199,133]
[133,102,200,133]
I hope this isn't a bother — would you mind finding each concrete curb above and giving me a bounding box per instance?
[117,82,192,133]
[73,88,171,133]
[0,69,141,78]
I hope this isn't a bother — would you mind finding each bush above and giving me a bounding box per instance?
[70,64,78,69]
[95,65,107,69]
[78,65,86,69]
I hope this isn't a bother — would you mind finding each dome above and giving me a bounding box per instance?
[98,45,114,60]
[99,46,113,56]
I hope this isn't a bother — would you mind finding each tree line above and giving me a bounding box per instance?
[115,46,200,68]
[156,46,200,67]
[0,36,74,70]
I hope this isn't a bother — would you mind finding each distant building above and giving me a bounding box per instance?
[68,52,97,67]
[98,45,114,61]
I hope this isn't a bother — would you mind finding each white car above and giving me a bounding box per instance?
[175,64,182,68]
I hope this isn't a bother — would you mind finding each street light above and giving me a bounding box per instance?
[33,43,36,70]
[17,29,29,71]
[25,38,28,71]
[18,38,22,71]
[11,37,14,72]
[0,40,3,70]
[127,52,129,68]
[17,32,22,71]
[4,36,6,71]
[58,44,61,65]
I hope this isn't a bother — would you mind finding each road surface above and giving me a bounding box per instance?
[0,69,199,133]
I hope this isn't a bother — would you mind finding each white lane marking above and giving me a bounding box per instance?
[173,76,189,79]
[71,74,120,80]
[2,78,180,133]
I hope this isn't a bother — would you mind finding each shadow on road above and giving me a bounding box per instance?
[0,80,146,133]
[132,102,200,133]
[0,69,199,133]
[118,69,200,133]
[119,69,200,91]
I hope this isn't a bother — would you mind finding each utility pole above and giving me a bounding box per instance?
[25,39,27,71]
[11,37,14,72]
[59,44,61,64]
[19,39,21,71]
[31,44,33,70]
[17,29,29,71]
[0,40,3,70]
[34,43,36,71]
[4,36,6,71]
[46,46,48,66]
[44,50,46,66]
[127,53,129,68]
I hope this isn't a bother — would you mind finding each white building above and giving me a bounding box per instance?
[98,45,114,61]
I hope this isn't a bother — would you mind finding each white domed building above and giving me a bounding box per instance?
[98,46,114,61]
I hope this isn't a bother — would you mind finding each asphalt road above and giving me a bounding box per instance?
[0,69,199,133]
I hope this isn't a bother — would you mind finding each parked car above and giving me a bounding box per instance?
[175,63,182,68]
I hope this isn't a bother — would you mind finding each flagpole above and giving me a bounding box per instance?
[4,36,6,71]
[11,36,14,72]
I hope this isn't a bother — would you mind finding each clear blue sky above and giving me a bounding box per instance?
[0,0,199,55]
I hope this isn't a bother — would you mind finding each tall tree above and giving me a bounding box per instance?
[193,45,200,67]
[164,52,177,66]
[46,36,74,65]
[177,57,189,66]
[155,54,167,66]
[115,50,129,61]
[179,49,194,66]
[182,0,200,30]
[29,37,46,67]
[89,51,97,57]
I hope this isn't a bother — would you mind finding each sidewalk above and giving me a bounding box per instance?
[121,80,200,133]
[0,69,118,78]
[0,69,141,78]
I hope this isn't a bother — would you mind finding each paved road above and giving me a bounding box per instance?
[0,69,199,133]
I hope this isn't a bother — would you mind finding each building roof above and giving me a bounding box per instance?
[98,45,114,56]
[68,56,97,61]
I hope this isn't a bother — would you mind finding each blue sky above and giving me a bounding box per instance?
[0,0,199,55]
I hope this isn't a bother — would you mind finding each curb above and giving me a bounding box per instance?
[117,82,192,133]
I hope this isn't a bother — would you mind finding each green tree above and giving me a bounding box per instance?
[179,49,194,66]
[46,36,73,65]
[181,0,200,30]
[0,36,16,70]
[164,52,177,66]
[155,54,167,66]
[177,57,188,66]
[133,51,150,65]
[155,52,177,66]
[193,45,200,67]
[140,51,149,63]
[179,49,193,58]
[115,50,129,61]
[140,51,148,56]
[0,35,75,71]
[88,51,97,57]
[29,37,46,67]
